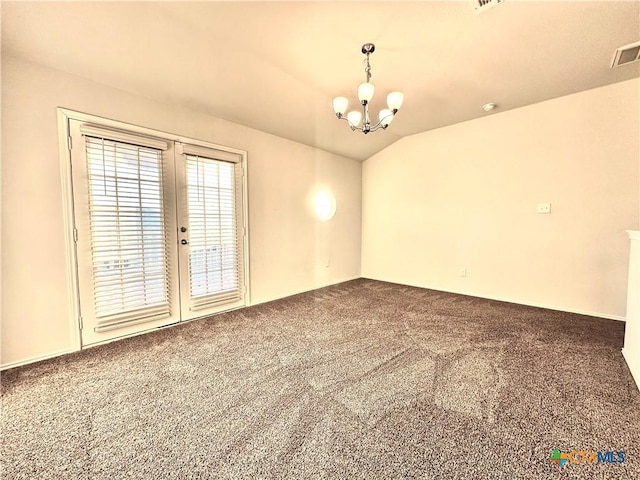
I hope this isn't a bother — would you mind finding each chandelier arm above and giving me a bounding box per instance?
[336,114,392,134]
[335,108,396,133]
[335,115,364,132]
[368,121,386,133]
[368,113,395,133]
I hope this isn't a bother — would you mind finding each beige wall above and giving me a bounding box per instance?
[1,56,362,367]
[2,53,637,369]
[362,79,640,319]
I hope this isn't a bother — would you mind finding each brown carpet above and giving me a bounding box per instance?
[2,279,639,479]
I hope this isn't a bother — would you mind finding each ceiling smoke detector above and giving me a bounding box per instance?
[611,41,640,68]
[471,0,504,14]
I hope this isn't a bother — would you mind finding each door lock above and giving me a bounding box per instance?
[180,226,187,232]
[181,239,188,245]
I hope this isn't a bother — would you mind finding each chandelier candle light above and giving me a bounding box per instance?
[333,43,404,134]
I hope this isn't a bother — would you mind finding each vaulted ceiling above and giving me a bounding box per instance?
[2,1,639,161]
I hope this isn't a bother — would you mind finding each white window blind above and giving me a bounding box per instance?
[185,154,240,307]
[84,135,170,330]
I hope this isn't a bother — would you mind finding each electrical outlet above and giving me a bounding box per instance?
[537,203,551,214]
[459,268,467,277]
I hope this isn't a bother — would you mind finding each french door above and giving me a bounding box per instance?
[68,119,247,346]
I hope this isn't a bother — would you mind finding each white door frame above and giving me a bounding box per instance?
[57,108,250,350]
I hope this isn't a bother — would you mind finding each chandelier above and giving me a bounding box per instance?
[332,43,404,134]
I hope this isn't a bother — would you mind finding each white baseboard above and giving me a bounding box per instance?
[622,348,640,390]
[2,277,362,371]
[1,348,79,371]
[2,276,623,371]
[361,276,626,321]
[249,275,361,307]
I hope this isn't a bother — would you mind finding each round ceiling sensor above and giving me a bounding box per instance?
[482,103,497,112]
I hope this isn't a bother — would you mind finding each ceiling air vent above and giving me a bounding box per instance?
[612,41,640,68]
[471,0,504,14]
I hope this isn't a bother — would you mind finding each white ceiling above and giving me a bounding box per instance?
[2,1,639,161]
